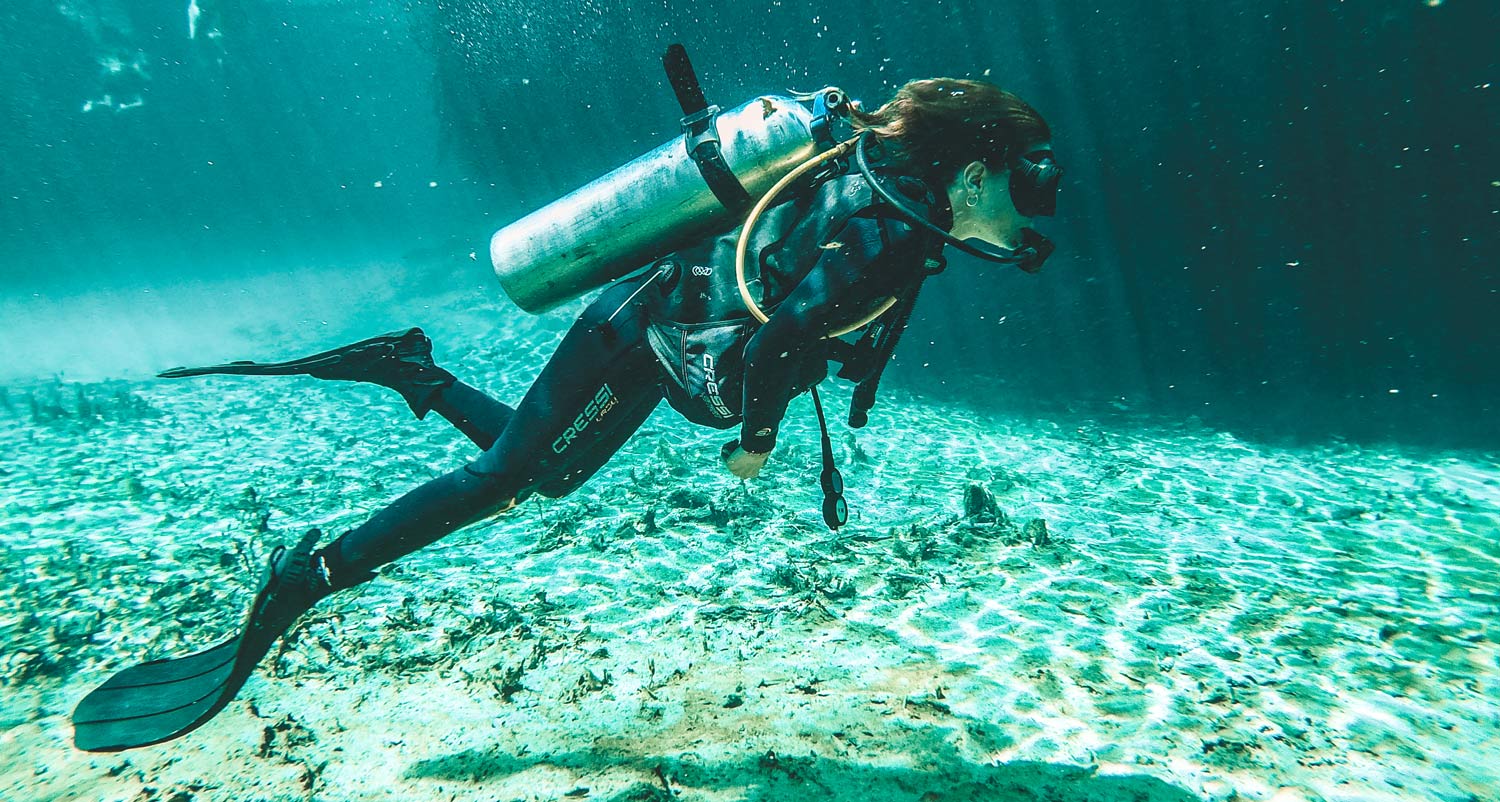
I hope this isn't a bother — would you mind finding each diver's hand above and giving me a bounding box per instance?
[722,440,771,480]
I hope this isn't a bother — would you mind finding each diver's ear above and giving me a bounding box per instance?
[961,160,986,192]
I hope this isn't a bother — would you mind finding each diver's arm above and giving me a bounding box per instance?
[738,214,923,454]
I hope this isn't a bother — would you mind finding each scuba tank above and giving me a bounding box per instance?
[490,45,852,314]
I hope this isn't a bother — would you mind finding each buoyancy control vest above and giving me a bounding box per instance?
[638,169,949,430]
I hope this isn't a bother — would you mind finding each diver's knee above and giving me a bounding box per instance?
[482,490,531,521]
[506,487,536,509]
[459,464,531,515]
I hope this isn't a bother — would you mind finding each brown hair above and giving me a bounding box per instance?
[849,78,1052,184]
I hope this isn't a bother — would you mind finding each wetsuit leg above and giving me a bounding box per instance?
[318,275,663,578]
[428,381,516,451]
[534,387,661,498]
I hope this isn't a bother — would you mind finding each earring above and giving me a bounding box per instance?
[965,193,980,207]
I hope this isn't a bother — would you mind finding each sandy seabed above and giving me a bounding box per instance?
[2,288,1497,802]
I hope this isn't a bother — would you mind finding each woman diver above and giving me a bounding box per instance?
[71,74,1062,751]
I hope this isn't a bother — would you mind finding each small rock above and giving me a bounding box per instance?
[1330,505,1369,521]
[1023,518,1050,546]
[963,484,1004,522]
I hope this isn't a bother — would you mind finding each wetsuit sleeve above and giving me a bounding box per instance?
[739,214,924,454]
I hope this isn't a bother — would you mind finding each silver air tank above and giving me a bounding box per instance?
[490,94,822,314]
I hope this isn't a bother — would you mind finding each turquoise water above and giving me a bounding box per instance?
[2,1,1497,800]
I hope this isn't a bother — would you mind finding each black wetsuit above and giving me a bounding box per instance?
[318,170,953,580]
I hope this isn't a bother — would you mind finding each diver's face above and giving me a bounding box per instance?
[946,140,1056,249]
[981,166,1032,239]
[947,161,1031,249]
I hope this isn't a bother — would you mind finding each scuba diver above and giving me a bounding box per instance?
[71,60,1062,751]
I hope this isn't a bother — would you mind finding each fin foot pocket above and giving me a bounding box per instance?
[70,529,331,752]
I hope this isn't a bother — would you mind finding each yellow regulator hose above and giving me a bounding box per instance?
[735,134,900,338]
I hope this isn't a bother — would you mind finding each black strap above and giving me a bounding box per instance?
[847,295,912,427]
[663,45,708,116]
[687,125,753,216]
[663,45,753,216]
[847,253,941,428]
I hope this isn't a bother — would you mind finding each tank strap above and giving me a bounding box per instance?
[664,44,709,116]
[846,247,942,428]
[664,45,753,216]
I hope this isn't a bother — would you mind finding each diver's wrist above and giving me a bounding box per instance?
[739,426,776,454]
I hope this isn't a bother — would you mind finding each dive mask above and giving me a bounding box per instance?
[1009,149,1063,218]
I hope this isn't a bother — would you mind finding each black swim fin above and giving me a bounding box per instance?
[71,529,336,752]
[157,327,454,419]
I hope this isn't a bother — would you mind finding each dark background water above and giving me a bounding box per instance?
[2,0,1496,447]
